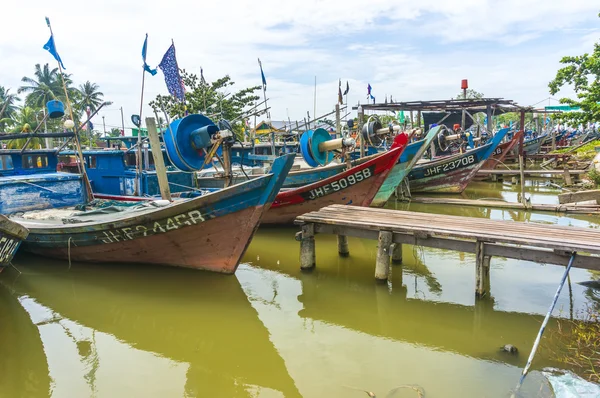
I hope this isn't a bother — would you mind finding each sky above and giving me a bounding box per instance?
[1,0,599,133]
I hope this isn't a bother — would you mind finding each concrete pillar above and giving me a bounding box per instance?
[375,231,393,281]
[300,224,316,270]
[391,242,402,264]
[337,235,349,257]
[475,241,491,299]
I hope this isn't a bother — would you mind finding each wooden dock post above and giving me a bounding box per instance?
[475,241,491,298]
[391,242,402,264]
[145,117,172,201]
[300,224,316,270]
[375,231,393,281]
[563,165,573,186]
[337,234,349,257]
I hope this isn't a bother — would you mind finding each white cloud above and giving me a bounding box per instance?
[0,0,598,132]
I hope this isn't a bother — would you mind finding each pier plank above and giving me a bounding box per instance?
[296,205,600,257]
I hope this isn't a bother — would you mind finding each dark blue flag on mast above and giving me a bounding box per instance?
[258,58,267,91]
[142,34,157,76]
[43,35,66,70]
[159,43,185,101]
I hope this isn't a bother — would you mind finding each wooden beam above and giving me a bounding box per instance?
[145,117,172,201]
[559,189,600,204]
[312,223,600,271]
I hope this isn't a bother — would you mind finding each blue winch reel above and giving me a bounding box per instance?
[300,128,335,167]
[164,114,221,172]
[46,100,65,119]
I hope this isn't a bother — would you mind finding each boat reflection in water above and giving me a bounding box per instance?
[0,284,51,397]
[3,192,598,397]
[2,255,301,398]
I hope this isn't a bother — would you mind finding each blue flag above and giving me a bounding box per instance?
[159,43,185,101]
[43,35,66,70]
[258,58,267,90]
[142,34,157,76]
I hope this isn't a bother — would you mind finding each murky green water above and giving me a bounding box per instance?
[1,180,599,397]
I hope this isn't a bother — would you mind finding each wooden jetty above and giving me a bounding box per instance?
[295,205,600,298]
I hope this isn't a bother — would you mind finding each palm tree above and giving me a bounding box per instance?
[78,81,104,114]
[0,86,20,118]
[18,63,62,108]
[6,107,43,149]
[0,86,20,131]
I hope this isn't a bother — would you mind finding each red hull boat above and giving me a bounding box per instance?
[261,145,405,225]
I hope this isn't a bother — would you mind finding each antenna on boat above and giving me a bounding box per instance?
[44,17,94,202]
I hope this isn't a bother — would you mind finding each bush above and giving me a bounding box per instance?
[545,307,600,383]
[588,168,600,187]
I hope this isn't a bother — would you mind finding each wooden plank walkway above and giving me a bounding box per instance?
[295,205,600,298]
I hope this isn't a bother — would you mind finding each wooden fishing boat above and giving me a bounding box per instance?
[0,215,28,268]
[260,145,404,225]
[480,130,522,170]
[196,128,441,208]
[521,134,548,155]
[370,127,440,206]
[11,154,294,273]
[0,145,87,214]
[407,128,509,193]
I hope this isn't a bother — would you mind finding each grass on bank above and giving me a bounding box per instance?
[551,139,600,161]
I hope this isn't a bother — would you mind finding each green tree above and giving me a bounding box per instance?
[453,89,484,100]
[77,81,104,114]
[5,107,44,149]
[150,70,261,138]
[0,87,21,131]
[0,86,20,120]
[548,14,600,125]
[18,63,80,118]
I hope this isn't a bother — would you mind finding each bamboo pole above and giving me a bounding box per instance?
[145,117,171,201]
[135,64,147,196]
[46,18,93,202]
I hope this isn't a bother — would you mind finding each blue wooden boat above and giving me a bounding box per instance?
[407,128,510,193]
[0,215,28,268]
[522,134,548,155]
[11,153,294,273]
[59,148,197,197]
[0,133,87,214]
[1,103,295,273]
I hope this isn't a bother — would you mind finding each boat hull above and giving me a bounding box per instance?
[25,204,263,273]
[408,129,509,193]
[0,215,29,267]
[17,155,295,273]
[261,147,403,225]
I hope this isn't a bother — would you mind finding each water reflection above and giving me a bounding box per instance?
[1,179,598,397]
[1,257,301,398]
[0,285,51,397]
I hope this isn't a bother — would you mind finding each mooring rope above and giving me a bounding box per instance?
[511,252,577,397]
[67,237,73,270]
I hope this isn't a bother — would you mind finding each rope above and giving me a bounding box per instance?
[67,237,72,270]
